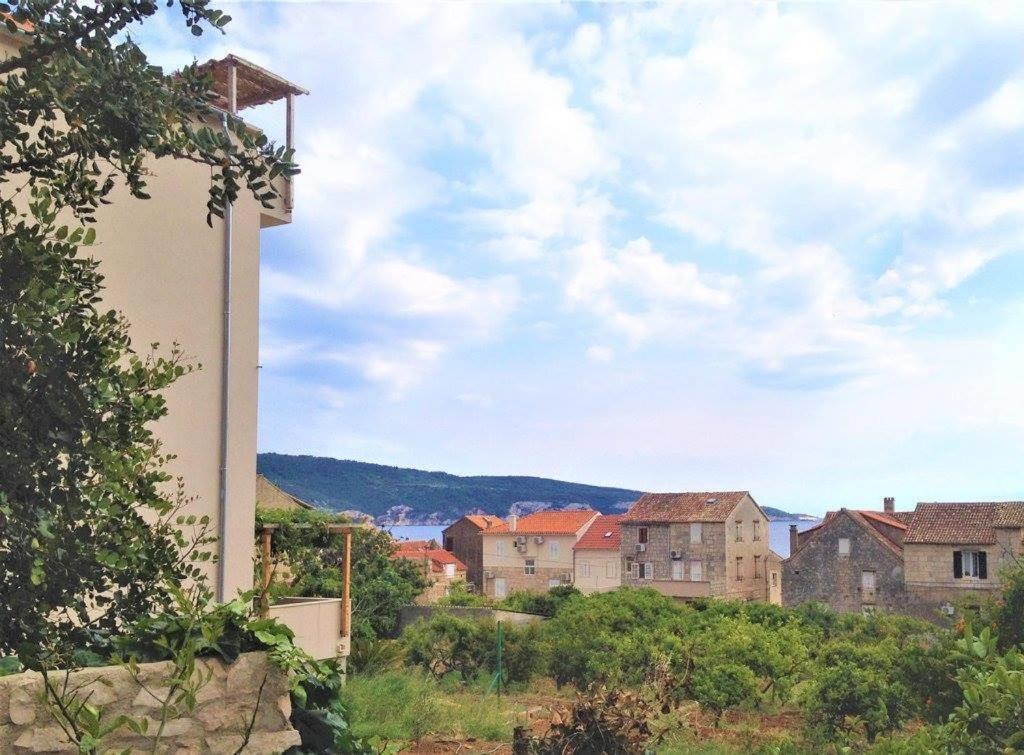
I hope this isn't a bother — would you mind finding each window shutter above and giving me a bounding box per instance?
[953,550,962,578]
[978,551,988,579]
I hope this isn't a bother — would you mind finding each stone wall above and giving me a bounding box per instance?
[783,511,906,614]
[621,522,727,596]
[0,652,300,754]
[444,519,486,590]
[398,605,547,631]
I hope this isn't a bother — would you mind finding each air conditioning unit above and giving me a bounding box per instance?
[483,571,494,579]
[634,543,647,554]
[533,536,545,544]
[514,536,527,545]
[670,550,682,560]
[560,573,572,583]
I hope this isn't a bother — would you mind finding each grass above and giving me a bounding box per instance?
[343,669,526,743]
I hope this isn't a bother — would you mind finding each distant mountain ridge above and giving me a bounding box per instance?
[256,453,811,524]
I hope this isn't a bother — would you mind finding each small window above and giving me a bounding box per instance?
[524,559,536,575]
[771,572,777,587]
[838,538,850,556]
[444,563,456,577]
[579,562,591,578]
[495,541,506,557]
[549,541,559,558]
[606,561,616,578]
[689,559,703,582]
[735,556,744,580]
[753,555,762,579]
[753,520,761,542]
[672,561,684,581]
[735,521,743,542]
[638,527,649,544]
[642,562,654,579]
[955,550,987,579]
[630,561,639,579]
[690,522,702,544]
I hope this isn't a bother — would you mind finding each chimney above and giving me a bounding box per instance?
[789,524,799,555]
[507,514,518,532]
[883,497,895,514]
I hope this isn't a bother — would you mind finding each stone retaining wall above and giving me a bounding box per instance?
[0,651,300,753]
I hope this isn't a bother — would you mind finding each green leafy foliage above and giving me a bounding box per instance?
[255,507,427,640]
[499,585,582,617]
[691,663,759,725]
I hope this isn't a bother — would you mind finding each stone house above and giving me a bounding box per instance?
[783,499,911,614]
[620,492,773,601]
[391,541,468,605]
[480,511,600,599]
[573,515,624,594]
[442,514,504,591]
[903,502,1024,615]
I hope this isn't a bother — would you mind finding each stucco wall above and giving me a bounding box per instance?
[783,512,906,613]
[481,532,578,597]
[0,652,299,753]
[573,549,621,593]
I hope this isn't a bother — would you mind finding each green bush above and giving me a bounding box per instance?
[499,585,581,617]
[691,663,759,725]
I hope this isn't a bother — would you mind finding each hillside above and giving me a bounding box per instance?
[257,453,810,524]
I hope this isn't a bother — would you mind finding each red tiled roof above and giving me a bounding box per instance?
[574,515,624,550]
[391,547,466,573]
[905,502,1024,545]
[621,492,750,523]
[484,510,598,535]
[464,514,504,530]
[859,510,909,530]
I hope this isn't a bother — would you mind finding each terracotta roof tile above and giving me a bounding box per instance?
[905,502,1024,545]
[484,510,598,535]
[859,510,909,530]
[621,491,750,523]
[574,515,624,550]
[464,514,505,530]
[391,546,467,573]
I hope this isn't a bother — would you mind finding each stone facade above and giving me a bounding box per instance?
[0,652,300,753]
[783,511,907,614]
[621,494,773,601]
[481,532,583,598]
[443,517,498,591]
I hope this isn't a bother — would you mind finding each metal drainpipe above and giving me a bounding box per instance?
[216,61,237,602]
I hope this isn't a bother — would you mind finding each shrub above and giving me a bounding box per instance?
[499,585,581,617]
[690,662,759,725]
[518,686,659,754]
[401,612,489,681]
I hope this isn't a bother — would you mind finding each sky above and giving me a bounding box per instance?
[142,2,1024,516]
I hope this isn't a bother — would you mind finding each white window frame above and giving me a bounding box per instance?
[629,561,639,580]
[690,522,702,544]
[606,561,616,579]
[495,540,506,557]
[549,540,559,558]
[524,559,536,575]
[444,563,456,577]
[671,561,684,581]
[838,538,850,556]
[689,559,702,582]
[579,562,591,578]
[642,562,653,579]
[962,550,982,578]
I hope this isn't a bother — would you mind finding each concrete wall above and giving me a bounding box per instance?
[783,512,906,614]
[573,548,621,593]
[0,652,299,753]
[481,533,578,597]
[398,605,546,631]
[443,519,485,590]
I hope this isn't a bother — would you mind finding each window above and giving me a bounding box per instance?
[495,541,506,557]
[606,561,616,579]
[771,572,778,587]
[955,550,988,579]
[638,527,649,544]
[524,559,536,575]
[690,522,702,544]
[861,570,876,595]
[838,538,850,556]
[444,563,456,577]
[735,556,744,580]
[672,561,684,581]
[689,559,703,582]
[753,520,761,541]
[549,541,559,558]
[735,521,743,542]
[753,555,762,579]
[579,562,591,578]
[444,536,454,551]
[642,562,653,579]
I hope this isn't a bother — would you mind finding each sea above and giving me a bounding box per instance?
[385,519,819,559]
